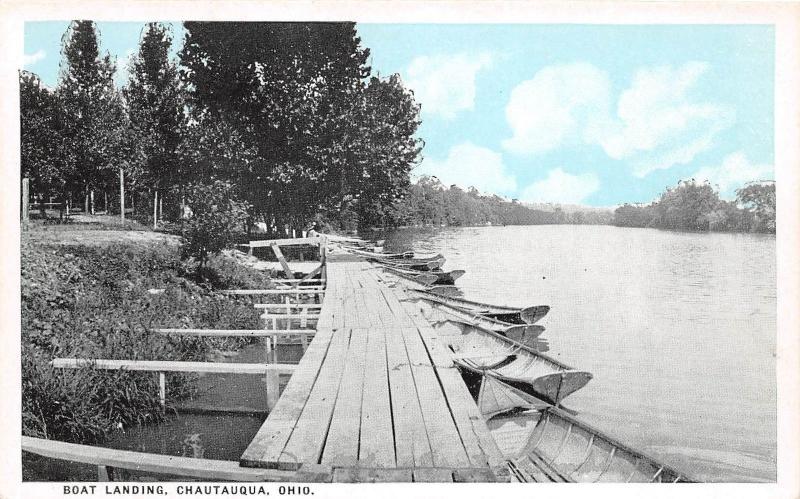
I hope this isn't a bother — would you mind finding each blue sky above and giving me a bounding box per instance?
[23,22,774,207]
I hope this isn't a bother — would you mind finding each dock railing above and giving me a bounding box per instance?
[22,435,298,482]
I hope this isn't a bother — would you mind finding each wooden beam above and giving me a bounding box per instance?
[249,237,322,248]
[271,279,326,284]
[21,436,296,482]
[270,243,294,278]
[294,264,324,289]
[255,314,320,320]
[51,358,296,375]
[254,303,323,310]
[152,328,315,337]
[220,289,325,296]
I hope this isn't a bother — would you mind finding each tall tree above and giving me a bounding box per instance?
[124,23,185,205]
[179,22,374,233]
[57,21,128,209]
[736,182,776,233]
[346,75,423,229]
[20,71,65,212]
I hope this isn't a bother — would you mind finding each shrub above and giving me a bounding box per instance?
[180,180,250,279]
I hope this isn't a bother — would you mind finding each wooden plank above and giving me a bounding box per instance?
[22,436,296,482]
[384,327,434,468]
[271,243,294,278]
[397,326,471,468]
[321,327,368,467]
[51,358,295,375]
[153,328,314,337]
[255,314,320,320]
[293,264,324,288]
[270,279,326,284]
[254,304,324,310]
[413,468,455,482]
[435,367,491,469]
[453,468,498,482]
[358,326,395,468]
[221,289,325,296]
[241,328,336,468]
[332,467,413,483]
[277,329,352,469]
[249,237,322,248]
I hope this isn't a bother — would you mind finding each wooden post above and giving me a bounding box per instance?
[119,168,125,222]
[270,243,294,279]
[265,368,280,412]
[153,190,158,229]
[90,190,95,215]
[97,465,111,481]
[84,192,89,214]
[159,196,163,222]
[158,372,166,407]
[21,178,29,223]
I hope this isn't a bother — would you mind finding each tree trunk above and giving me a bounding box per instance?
[119,168,125,222]
[153,190,158,229]
[90,190,95,215]
[21,178,29,224]
[84,190,89,214]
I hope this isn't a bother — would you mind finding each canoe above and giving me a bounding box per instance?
[377,256,445,271]
[345,247,415,259]
[478,379,697,483]
[411,288,550,324]
[428,318,592,405]
[412,296,546,343]
[380,265,465,285]
[380,265,440,287]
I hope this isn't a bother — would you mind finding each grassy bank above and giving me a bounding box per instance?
[21,224,274,444]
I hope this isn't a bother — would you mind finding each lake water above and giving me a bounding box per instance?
[378,224,776,482]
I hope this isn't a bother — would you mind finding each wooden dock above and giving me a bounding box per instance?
[240,255,506,482]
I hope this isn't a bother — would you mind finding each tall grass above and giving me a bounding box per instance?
[21,240,274,443]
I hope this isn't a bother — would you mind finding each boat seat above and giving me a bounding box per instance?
[517,450,573,483]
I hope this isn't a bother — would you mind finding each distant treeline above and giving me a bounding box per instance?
[342,175,613,229]
[613,180,775,233]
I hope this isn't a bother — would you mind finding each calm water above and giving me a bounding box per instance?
[380,224,776,482]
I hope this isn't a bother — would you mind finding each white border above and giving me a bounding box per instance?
[1,2,798,499]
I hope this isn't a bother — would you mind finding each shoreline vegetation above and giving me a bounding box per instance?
[21,219,278,455]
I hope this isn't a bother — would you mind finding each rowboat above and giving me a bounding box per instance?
[380,265,465,285]
[377,256,445,271]
[476,377,697,483]
[345,247,415,259]
[411,295,546,343]
[427,318,592,405]
[411,288,550,324]
[346,247,445,265]
[380,265,440,287]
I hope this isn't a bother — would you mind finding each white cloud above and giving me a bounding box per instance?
[415,142,517,194]
[503,62,611,154]
[520,168,600,204]
[691,152,773,195]
[600,62,735,176]
[503,61,734,177]
[23,49,46,67]
[405,52,492,120]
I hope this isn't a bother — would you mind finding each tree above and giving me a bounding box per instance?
[181,180,250,278]
[20,71,64,215]
[736,182,776,233]
[57,21,128,211]
[124,23,185,211]
[179,22,374,233]
[347,75,423,228]
[654,180,720,231]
